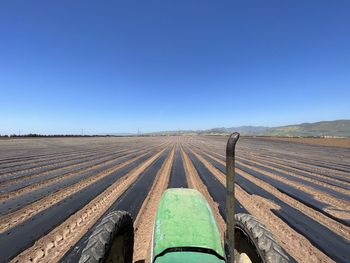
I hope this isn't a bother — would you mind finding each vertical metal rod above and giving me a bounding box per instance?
[226,132,240,263]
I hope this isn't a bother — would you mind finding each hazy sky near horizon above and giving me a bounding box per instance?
[1,1,350,134]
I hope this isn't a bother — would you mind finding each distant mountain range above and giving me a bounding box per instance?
[149,120,350,137]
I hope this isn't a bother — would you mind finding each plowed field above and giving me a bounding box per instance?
[0,136,349,263]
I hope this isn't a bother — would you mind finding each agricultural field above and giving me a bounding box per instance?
[0,136,349,263]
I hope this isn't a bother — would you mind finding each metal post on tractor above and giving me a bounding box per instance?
[226,132,240,263]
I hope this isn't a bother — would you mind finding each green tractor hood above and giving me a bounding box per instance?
[152,188,226,263]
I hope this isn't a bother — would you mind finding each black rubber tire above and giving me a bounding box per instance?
[234,213,290,263]
[79,211,134,263]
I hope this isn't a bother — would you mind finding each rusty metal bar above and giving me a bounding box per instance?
[226,132,240,263]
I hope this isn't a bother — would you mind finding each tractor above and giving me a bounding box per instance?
[79,133,290,263]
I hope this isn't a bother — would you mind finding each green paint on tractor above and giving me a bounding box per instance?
[152,188,226,263]
[153,251,226,263]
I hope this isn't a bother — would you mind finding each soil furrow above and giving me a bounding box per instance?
[235,162,350,224]
[9,147,168,263]
[0,148,128,183]
[194,149,349,263]
[243,154,350,191]
[168,144,187,188]
[252,153,350,182]
[247,153,350,184]
[0,148,153,216]
[202,151,350,239]
[195,146,350,223]
[61,148,172,263]
[0,151,154,234]
[0,136,348,262]
[238,156,350,199]
[184,147,247,217]
[0,147,121,177]
[189,148,330,263]
[0,149,97,168]
[0,148,134,195]
[180,146,226,239]
[0,145,122,171]
[0,144,163,203]
[132,146,175,262]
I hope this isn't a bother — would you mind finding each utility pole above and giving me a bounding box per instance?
[81,128,84,136]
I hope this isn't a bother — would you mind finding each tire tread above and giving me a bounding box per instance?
[79,211,133,263]
[235,213,290,263]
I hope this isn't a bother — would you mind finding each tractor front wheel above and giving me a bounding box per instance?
[79,211,134,263]
[234,213,290,263]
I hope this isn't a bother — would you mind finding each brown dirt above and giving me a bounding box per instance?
[248,152,350,179]
[245,153,350,189]
[202,151,350,240]
[0,142,167,186]
[0,152,149,233]
[180,146,226,239]
[10,147,167,263]
[235,185,333,263]
[193,147,350,220]
[235,160,350,221]
[263,137,350,148]
[133,146,175,263]
[0,136,348,263]
[0,150,112,182]
[189,148,334,263]
[0,149,143,202]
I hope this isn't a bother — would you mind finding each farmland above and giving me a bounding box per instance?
[0,136,349,263]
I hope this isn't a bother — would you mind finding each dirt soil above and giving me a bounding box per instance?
[0,136,348,263]
[133,146,175,263]
[10,148,166,263]
[262,136,350,148]
[189,148,338,262]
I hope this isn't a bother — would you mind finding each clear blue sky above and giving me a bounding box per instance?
[1,1,349,134]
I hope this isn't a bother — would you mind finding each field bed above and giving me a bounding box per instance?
[0,136,349,263]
